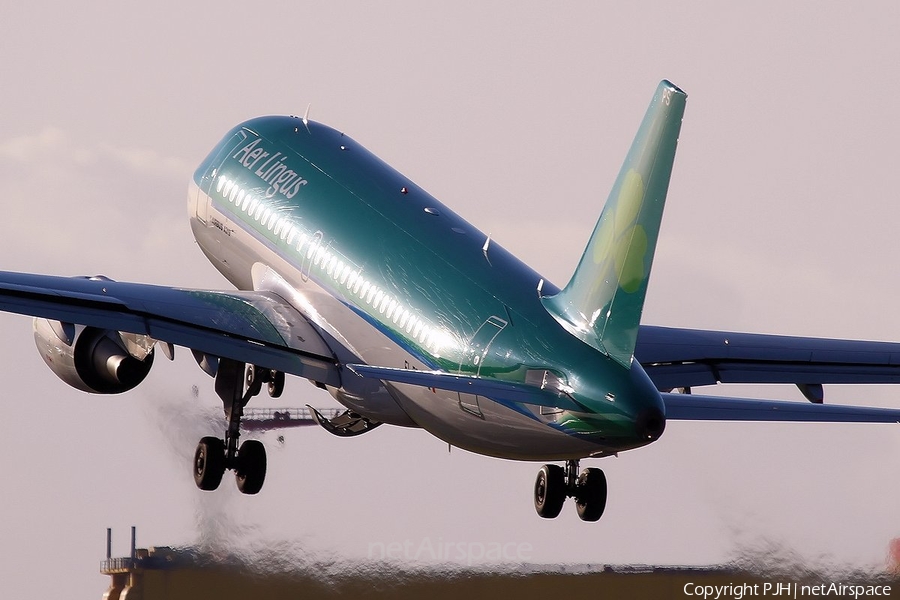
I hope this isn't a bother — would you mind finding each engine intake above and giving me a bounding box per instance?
[33,319,155,394]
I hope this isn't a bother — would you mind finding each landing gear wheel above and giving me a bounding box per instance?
[534,464,566,518]
[267,370,285,398]
[193,436,226,491]
[574,468,607,522]
[245,364,264,397]
[235,439,267,495]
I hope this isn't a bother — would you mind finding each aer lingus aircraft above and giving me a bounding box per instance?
[4,80,900,521]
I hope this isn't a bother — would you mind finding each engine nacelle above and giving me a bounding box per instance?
[33,318,155,394]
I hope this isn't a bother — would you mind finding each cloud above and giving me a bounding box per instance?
[0,126,190,176]
[0,125,209,283]
[0,127,68,161]
[98,142,191,178]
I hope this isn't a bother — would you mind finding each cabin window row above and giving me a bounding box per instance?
[214,174,451,357]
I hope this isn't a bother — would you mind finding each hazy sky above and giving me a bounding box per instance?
[2,2,900,596]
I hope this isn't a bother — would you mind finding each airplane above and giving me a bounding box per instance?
[4,79,900,522]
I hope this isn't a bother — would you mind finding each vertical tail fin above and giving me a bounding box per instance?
[542,80,686,367]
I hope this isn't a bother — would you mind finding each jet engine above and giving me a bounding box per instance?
[33,318,155,394]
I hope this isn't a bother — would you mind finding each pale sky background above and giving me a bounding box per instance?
[2,2,900,597]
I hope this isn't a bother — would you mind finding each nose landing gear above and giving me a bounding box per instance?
[533,460,607,522]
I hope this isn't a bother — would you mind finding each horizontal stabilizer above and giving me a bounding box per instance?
[663,393,900,423]
[347,364,584,411]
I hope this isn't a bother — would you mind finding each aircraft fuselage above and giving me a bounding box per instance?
[188,116,665,461]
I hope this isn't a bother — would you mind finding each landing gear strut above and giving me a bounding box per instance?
[192,359,278,495]
[533,460,607,522]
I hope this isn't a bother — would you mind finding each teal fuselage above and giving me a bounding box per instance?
[188,116,665,460]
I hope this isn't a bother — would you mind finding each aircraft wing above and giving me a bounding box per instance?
[636,325,900,396]
[0,271,340,387]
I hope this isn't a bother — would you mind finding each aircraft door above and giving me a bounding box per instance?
[457,316,507,418]
[195,130,249,224]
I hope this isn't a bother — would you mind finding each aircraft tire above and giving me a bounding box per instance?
[194,436,226,491]
[268,370,285,398]
[235,439,267,495]
[574,468,607,522]
[534,464,566,518]
[245,365,264,397]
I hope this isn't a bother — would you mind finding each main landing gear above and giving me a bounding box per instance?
[533,460,607,522]
[192,358,283,495]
